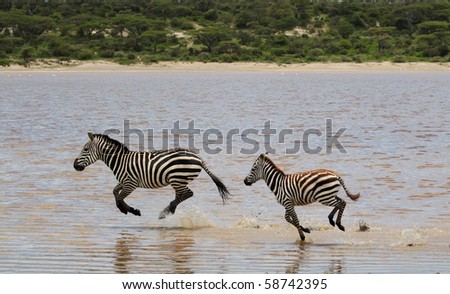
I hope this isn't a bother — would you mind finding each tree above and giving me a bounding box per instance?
[389,3,434,36]
[417,21,449,35]
[366,26,396,53]
[140,30,168,53]
[112,14,151,38]
[191,26,232,53]
[1,10,54,44]
[268,0,297,33]
[336,19,355,39]
[65,14,106,38]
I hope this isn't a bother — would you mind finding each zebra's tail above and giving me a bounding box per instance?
[201,161,231,203]
[337,176,360,201]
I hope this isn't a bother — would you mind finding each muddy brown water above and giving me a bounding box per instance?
[1,71,449,273]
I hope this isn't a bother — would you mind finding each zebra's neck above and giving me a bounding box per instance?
[262,158,285,195]
[98,143,129,173]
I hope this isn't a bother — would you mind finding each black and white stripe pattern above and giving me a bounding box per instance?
[244,154,360,241]
[74,132,230,218]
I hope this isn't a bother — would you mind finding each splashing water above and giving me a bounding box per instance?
[164,206,216,229]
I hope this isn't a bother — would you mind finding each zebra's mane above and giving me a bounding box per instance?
[94,134,130,153]
[263,155,286,175]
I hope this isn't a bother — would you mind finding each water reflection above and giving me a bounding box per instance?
[284,243,308,274]
[326,259,344,274]
[156,229,195,274]
[114,229,195,274]
[114,232,137,274]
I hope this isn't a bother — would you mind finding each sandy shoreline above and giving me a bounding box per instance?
[1,60,449,73]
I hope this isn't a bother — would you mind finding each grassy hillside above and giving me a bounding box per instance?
[0,0,449,66]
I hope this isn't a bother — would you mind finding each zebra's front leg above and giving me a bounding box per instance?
[284,204,310,241]
[159,186,194,219]
[113,183,140,216]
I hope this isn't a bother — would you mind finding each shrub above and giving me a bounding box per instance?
[309,48,324,59]
[20,46,36,62]
[392,55,407,63]
[76,48,94,60]
[0,58,11,67]
[114,51,126,58]
[99,49,115,58]
[352,54,365,63]
[170,18,194,30]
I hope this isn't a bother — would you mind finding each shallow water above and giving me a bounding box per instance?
[0,70,449,273]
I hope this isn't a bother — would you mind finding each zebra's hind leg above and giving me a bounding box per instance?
[284,204,310,241]
[326,197,346,231]
[159,186,194,219]
[335,200,347,231]
[328,207,338,227]
[113,183,140,216]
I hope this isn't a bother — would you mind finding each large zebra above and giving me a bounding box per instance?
[74,132,230,219]
[243,154,360,241]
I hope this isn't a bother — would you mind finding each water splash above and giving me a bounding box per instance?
[165,206,215,229]
[235,216,261,229]
[395,228,428,247]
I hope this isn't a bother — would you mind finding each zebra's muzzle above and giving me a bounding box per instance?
[243,179,252,186]
[73,159,85,171]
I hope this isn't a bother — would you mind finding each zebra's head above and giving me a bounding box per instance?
[243,153,266,186]
[73,132,100,172]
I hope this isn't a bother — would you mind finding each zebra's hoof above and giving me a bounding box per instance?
[159,208,170,219]
[133,209,141,216]
[337,224,345,232]
[302,227,311,234]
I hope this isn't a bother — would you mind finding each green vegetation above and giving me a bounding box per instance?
[0,0,449,66]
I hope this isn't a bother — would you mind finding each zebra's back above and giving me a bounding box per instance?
[286,169,341,206]
[124,149,203,189]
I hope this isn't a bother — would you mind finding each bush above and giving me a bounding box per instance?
[113,51,126,59]
[392,55,407,63]
[352,54,365,63]
[100,49,115,58]
[0,37,23,54]
[309,48,324,59]
[204,9,218,21]
[20,46,36,61]
[48,38,74,57]
[76,48,94,60]
[170,18,194,30]
[0,58,11,67]
[218,53,239,63]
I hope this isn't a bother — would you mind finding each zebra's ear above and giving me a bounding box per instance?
[87,132,95,141]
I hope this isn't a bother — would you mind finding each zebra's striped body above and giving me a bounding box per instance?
[244,154,360,241]
[74,132,230,218]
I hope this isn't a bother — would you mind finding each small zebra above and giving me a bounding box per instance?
[74,132,230,219]
[243,154,360,241]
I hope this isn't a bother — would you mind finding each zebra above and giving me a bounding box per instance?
[243,154,360,241]
[73,132,230,219]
